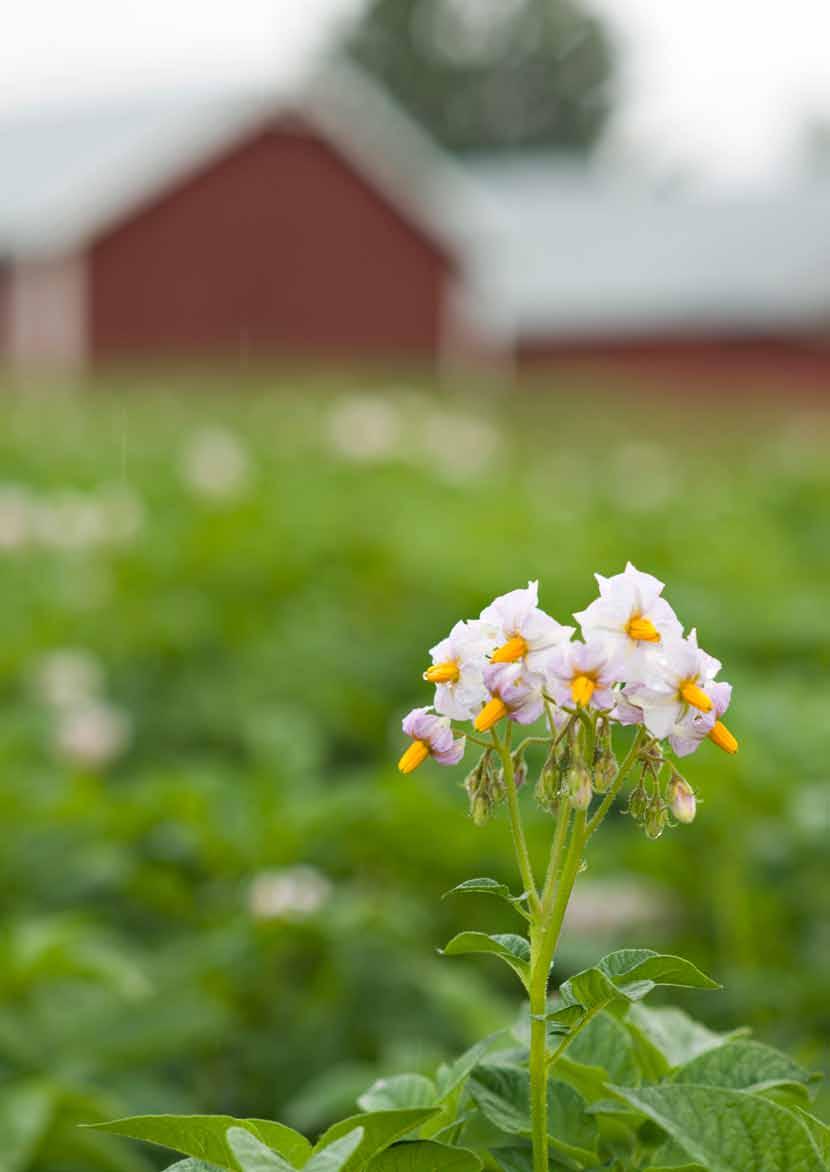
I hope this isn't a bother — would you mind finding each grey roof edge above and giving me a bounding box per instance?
[7,61,480,267]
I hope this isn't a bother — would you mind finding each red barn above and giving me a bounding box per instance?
[2,65,830,382]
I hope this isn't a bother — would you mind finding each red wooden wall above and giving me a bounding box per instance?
[88,118,452,364]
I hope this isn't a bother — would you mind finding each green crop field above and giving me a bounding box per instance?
[0,371,827,1169]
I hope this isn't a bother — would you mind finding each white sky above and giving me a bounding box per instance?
[2,0,830,189]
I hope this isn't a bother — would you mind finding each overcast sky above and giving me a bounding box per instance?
[3,0,830,189]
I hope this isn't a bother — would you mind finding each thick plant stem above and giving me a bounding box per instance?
[528,935,550,1172]
[528,808,588,1172]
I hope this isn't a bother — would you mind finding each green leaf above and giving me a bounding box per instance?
[558,951,719,1017]
[162,1164,226,1172]
[468,1064,597,1166]
[312,1109,439,1172]
[226,1129,294,1172]
[624,1005,745,1072]
[88,1115,312,1171]
[442,879,519,903]
[440,933,530,987]
[358,1077,437,1113]
[435,1032,506,1101]
[542,1005,585,1035]
[611,1084,825,1172]
[552,1055,611,1104]
[567,1012,641,1088]
[671,1040,818,1102]
[598,950,720,994]
[794,1110,830,1164]
[307,1129,365,1172]
[0,1082,55,1172]
[366,1140,482,1171]
[489,1147,572,1171]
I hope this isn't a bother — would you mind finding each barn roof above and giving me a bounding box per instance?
[455,158,830,340]
[3,68,830,341]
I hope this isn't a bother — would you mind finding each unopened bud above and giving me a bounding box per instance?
[512,754,528,790]
[567,761,593,810]
[471,795,491,827]
[644,795,668,840]
[592,746,618,794]
[626,782,648,822]
[535,754,560,813]
[667,772,696,824]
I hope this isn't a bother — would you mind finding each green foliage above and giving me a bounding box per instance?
[96,944,826,1171]
[0,382,828,1165]
[340,0,614,155]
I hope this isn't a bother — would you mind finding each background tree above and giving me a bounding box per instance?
[340,0,616,155]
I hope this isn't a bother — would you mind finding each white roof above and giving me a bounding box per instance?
[456,158,830,339]
[2,76,830,341]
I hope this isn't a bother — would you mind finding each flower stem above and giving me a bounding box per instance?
[586,727,646,838]
[493,729,540,914]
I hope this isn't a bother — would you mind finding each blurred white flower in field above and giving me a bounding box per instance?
[33,649,104,710]
[564,877,673,937]
[327,395,401,462]
[54,701,131,771]
[611,442,678,512]
[248,866,331,922]
[421,410,497,483]
[33,493,110,550]
[0,485,33,551]
[182,427,251,500]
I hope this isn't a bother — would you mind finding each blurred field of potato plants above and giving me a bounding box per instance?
[0,373,827,1170]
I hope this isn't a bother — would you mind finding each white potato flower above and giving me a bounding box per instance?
[574,562,682,683]
[480,580,573,677]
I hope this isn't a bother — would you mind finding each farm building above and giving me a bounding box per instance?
[2,64,830,381]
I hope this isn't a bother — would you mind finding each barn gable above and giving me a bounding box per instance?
[88,114,456,362]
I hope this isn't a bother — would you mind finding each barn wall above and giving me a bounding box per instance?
[88,121,452,364]
[516,334,830,389]
[6,254,87,371]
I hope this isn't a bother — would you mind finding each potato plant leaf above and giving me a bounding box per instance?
[440,933,531,987]
[87,1115,312,1171]
[611,1084,825,1172]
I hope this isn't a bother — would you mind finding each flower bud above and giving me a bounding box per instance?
[592,746,618,794]
[626,782,648,822]
[667,772,696,824]
[644,795,668,840]
[535,753,560,813]
[465,751,503,826]
[567,761,593,810]
[471,795,491,827]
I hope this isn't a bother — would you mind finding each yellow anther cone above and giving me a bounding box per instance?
[398,740,430,774]
[475,697,508,732]
[708,720,738,754]
[680,681,713,712]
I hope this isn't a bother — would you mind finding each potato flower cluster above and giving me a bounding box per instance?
[397,565,737,834]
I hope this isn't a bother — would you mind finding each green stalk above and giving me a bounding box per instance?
[493,728,540,914]
[586,727,646,838]
[527,803,588,1172]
